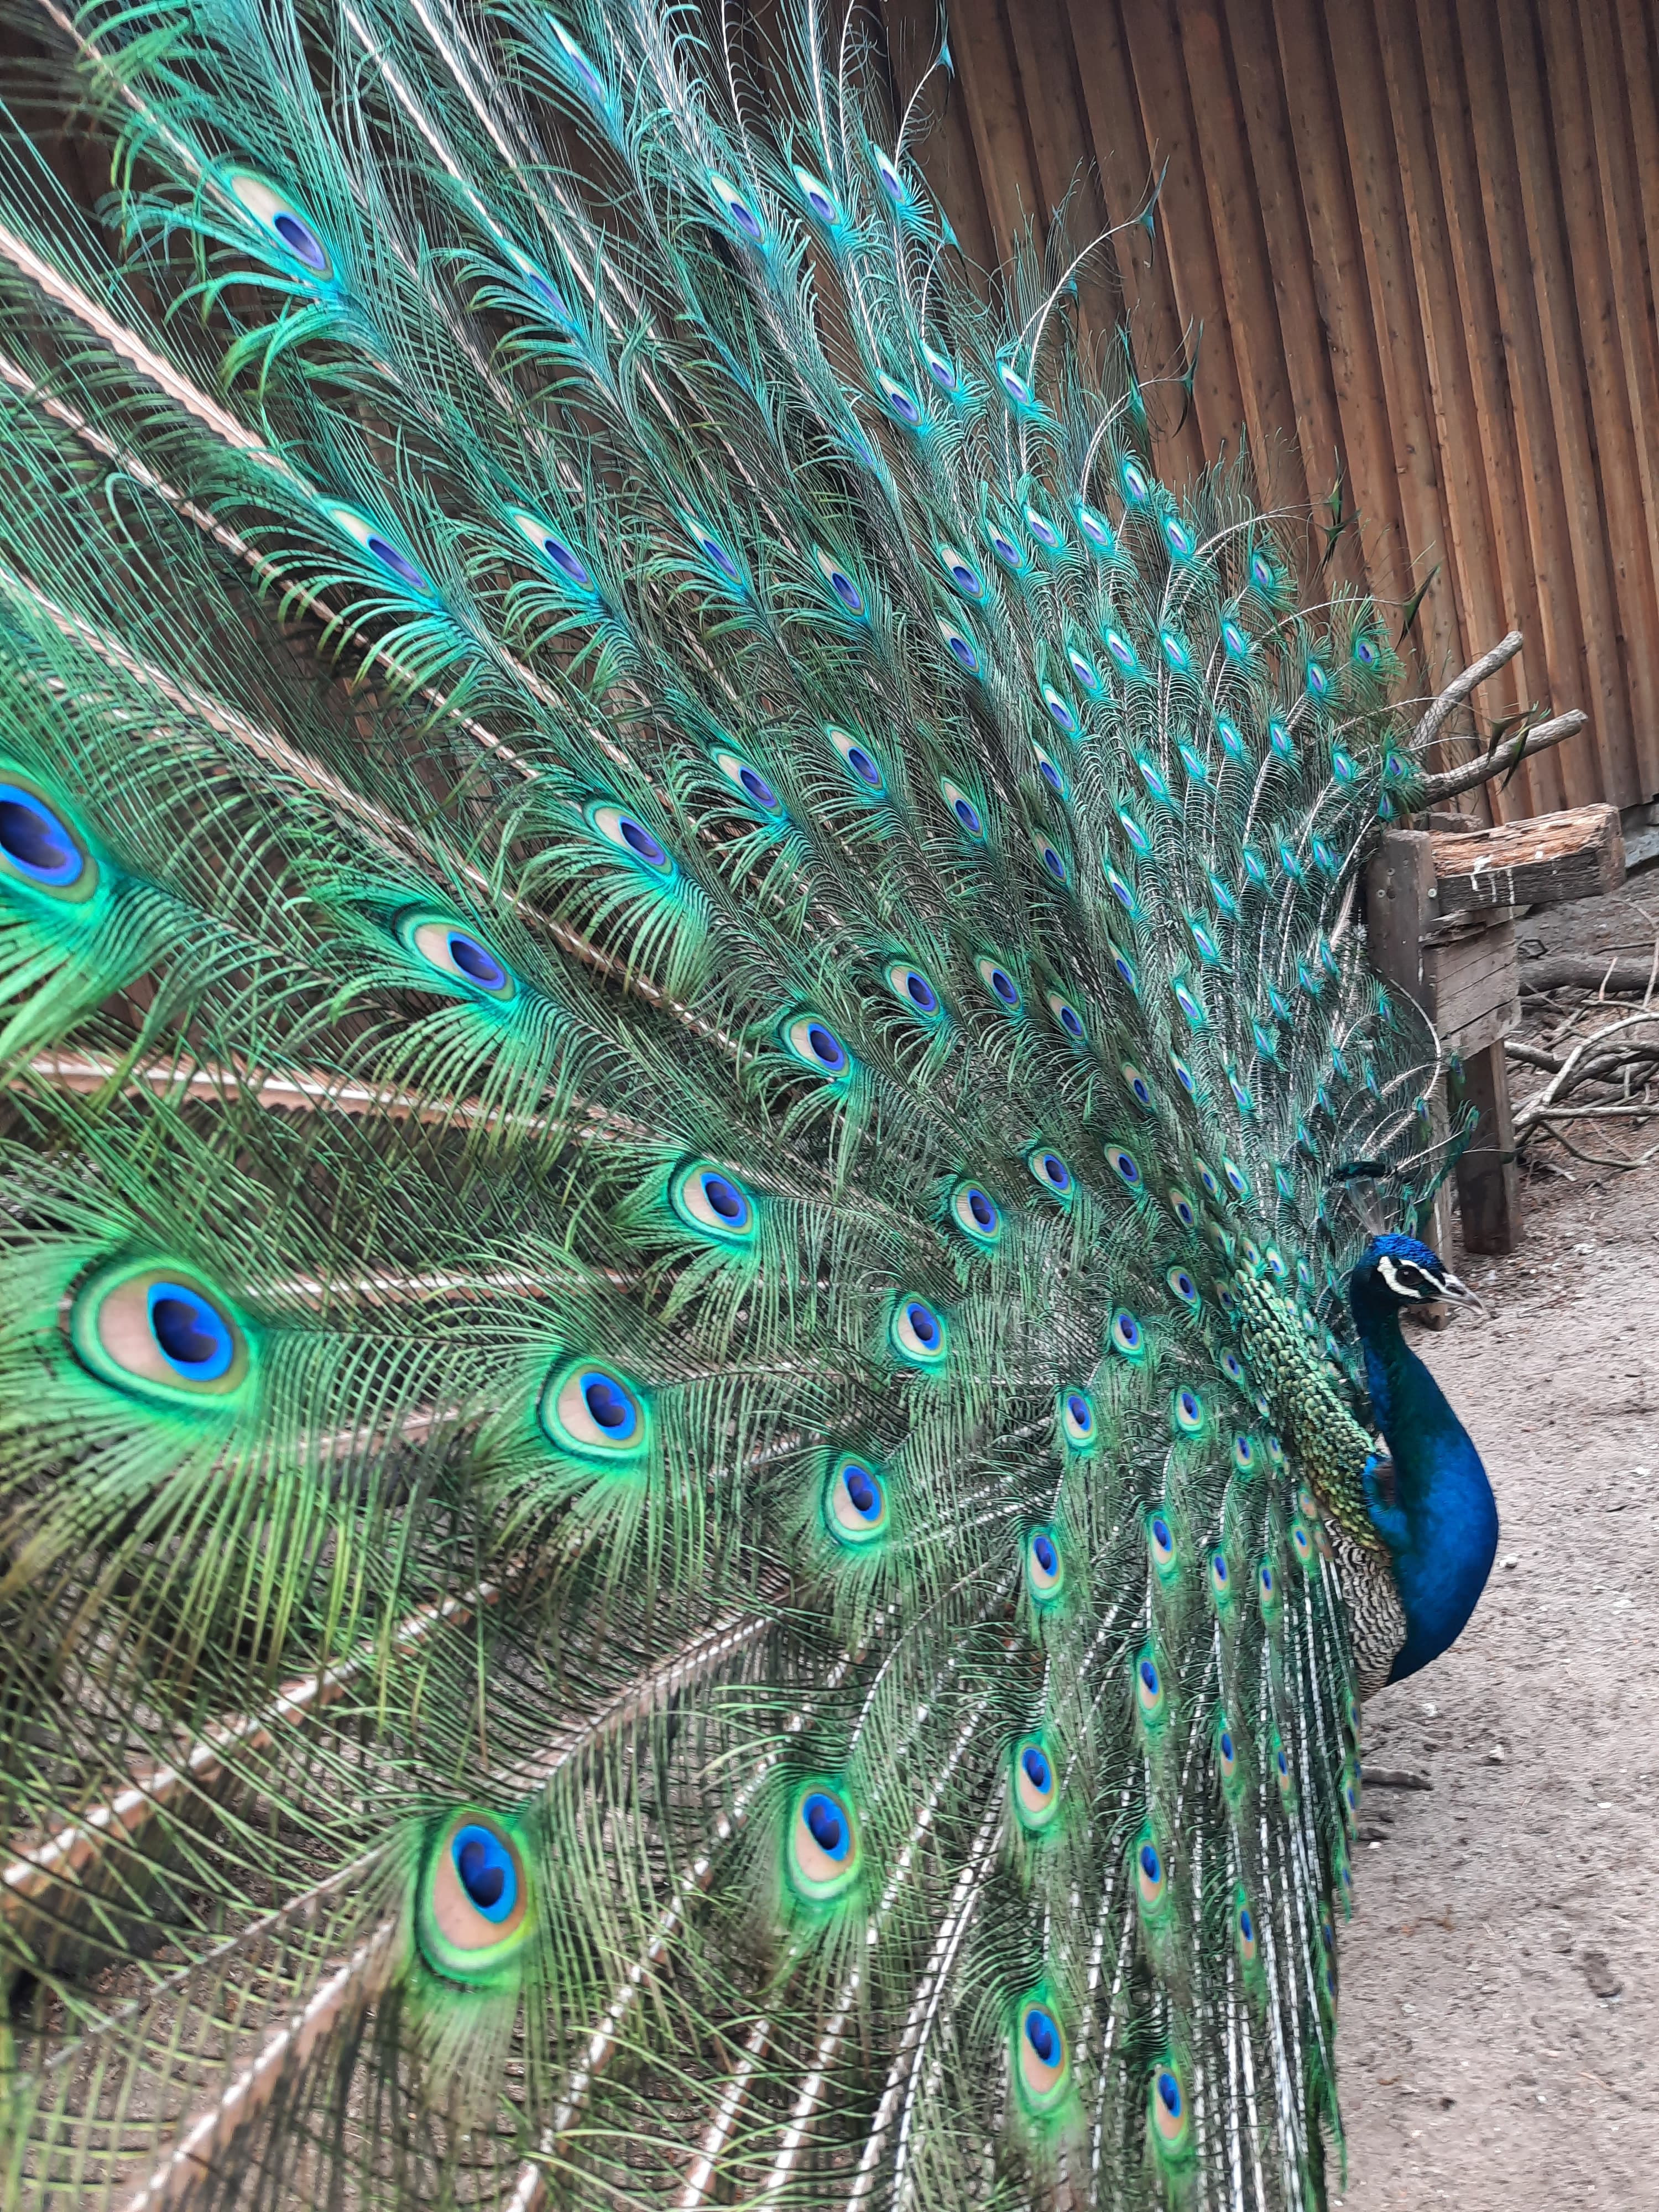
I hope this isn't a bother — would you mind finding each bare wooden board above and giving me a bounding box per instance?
[1424,917,1520,1056]
[1431,802,1625,917]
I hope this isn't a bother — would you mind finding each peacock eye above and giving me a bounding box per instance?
[398,911,518,1002]
[1103,625,1141,676]
[1034,833,1068,883]
[1026,1527,1063,1600]
[1013,1736,1058,1828]
[670,1160,757,1241]
[1041,684,1078,737]
[951,1181,1002,1248]
[70,1259,254,1409]
[1110,1308,1145,1359]
[1121,1063,1155,1111]
[787,1784,859,1901]
[0,775,98,902]
[327,504,434,596]
[538,1361,650,1459]
[586,801,675,875]
[922,342,957,391]
[1135,1651,1165,1719]
[826,1454,888,1544]
[1136,1835,1166,1907]
[940,779,984,839]
[1024,504,1062,548]
[886,961,942,1018]
[1168,1189,1197,1231]
[1119,455,1151,505]
[815,546,866,616]
[997,359,1035,410]
[935,542,986,599]
[417,1811,531,1984]
[782,1014,851,1078]
[878,372,922,426]
[1104,1145,1141,1189]
[826,725,885,794]
[1030,1148,1072,1196]
[1047,992,1087,1042]
[1076,503,1114,555]
[792,165,842,227]
[1148,1512,1176,1572]
[225,170,333,275]
[977,956,1021,1011]
[1217,1721,1238,1778]
[1151,2063,1190,2150]
[985,524,1027,573]
[1017,2001,1068,2108]
[936,616,981,673]
[512,510,598,593]
[870,145,909,204]
[549,15,608,101]
[891,1295,947,1366]
[1066,646,1103,694]
[1232,1433,1256,1474]
[1167,1269,1201,1314]
[692,528,741,583]
[1061,1389,1095,1447]
[708,171,765,241]
[1034,745,1067,797]
[713,749,782,814]
[1172,1384,1206,1433]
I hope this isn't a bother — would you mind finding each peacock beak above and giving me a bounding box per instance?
[1436,1272,1483,1311]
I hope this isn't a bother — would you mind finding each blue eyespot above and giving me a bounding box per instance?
[1062,1390,1094,1446]
[978,957,1021,1010]
[1035,747,1067,797]
[827,1454,889,1543]
[941,780,984,839]
[1103,626,1141,677]
[1172,1385,1205,1433]
[1027,1527,1063,1598]
[1048,993,1086,1041]
[937,616,980,672]
[1076,503,1114,555]
[1119,455,1151,505]
[1167,1269,1200,1311]
[539,1361,650,1460]
[815,547,866,615]
[713,749,782,815]
[792,165,842,227]
[398,911,517,1001]
[1036,837,1068,883]
[587,801,674,875]
[951,1181,1002,1248]
[670,1159,758,1241]
[985,524,1028,573]
[870,145,910,205]
[879,372,922,425]
[0,779,97,898]
[788,1782,860,1901]
[1042,685,1078,737]
[1024,504,1062,549]
[1030,1149,1071,1195]
[923,343,958,392]
[827,726,885,794]
[1105,1145,1141,1189]
[226,171,334,278]
[997,359,1036,411]
[936,543,987,599]
[329,505,435,597]
[892,1296,948,1366]
[708,171,765,241]
[783,1014,851,1076]
[886,961,941,1017]
[1110,1309,1144,1358]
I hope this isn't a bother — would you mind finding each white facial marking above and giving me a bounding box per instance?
[1377,1254,1429,1300]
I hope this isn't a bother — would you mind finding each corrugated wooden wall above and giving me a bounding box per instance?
[878,0,1659,821]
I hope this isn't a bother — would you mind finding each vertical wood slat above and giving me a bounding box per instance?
[911,0,1659,816]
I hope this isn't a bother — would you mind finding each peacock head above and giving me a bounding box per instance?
[1350,1234,1478,1326]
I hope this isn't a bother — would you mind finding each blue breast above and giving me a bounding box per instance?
[1352,1296,1499,1682]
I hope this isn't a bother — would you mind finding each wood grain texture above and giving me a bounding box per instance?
[909,0,1659,818]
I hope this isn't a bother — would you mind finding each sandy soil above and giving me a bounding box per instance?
[1338,1154,1659,2208]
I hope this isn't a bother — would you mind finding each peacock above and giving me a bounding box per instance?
[0,0,1546,2202]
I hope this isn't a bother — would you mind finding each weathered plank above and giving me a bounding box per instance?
[1454,1041,1521,1254]
[1424,919,1520,1057]
[1430,803,1626,918]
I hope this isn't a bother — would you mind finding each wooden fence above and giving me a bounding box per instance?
[875,0,1659,822]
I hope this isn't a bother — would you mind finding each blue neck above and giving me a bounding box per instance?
[1349,1293,1499,1682]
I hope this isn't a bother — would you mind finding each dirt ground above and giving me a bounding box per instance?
[1337,1150,1659,2207]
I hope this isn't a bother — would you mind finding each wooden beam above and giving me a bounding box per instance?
[1430,802,1626,919]
[1454,1042,1521,1254]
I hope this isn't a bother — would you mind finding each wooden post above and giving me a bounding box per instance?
[1454,1042,1521,1255]
[1363,831,1453,1259]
